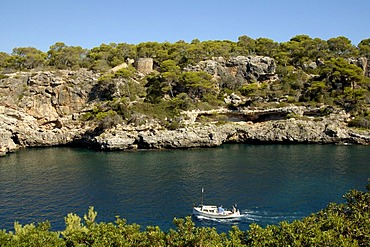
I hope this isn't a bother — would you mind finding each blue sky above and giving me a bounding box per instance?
[1,0,369,53]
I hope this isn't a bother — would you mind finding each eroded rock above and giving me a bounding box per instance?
[0,65,369,157]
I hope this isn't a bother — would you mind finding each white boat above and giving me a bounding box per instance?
[193,205,241,219]
[192,188,241,219]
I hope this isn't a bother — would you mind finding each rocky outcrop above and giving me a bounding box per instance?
[0,69,98,155]
[1,62,370,157]
[86,107,369,151]
[0,69,99,122]
[228,56,276,81]
[347,57,370,77]
[1,100,369,156]
[0,105,90,155]
[186,55,277,82]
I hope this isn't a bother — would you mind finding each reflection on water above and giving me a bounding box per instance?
[0,144,369,232]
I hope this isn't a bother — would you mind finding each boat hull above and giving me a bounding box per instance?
[193,206,241,219]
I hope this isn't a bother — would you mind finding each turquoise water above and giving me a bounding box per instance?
[0,144,369,232]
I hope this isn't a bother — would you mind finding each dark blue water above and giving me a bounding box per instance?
[0,144,369,233]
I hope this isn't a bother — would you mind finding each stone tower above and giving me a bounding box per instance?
[136,58,153,74]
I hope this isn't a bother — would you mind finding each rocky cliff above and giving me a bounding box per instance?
[0,69,98,155]
[1,58,370,156]
[79,107,370,151]
[186,55,277,82]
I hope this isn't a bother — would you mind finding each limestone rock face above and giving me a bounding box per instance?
[87,107,368,150]
[0,69,99,155]
[137,125,224,149]
[186,55,277,82]
[223,119,342,144]
[227,56,276,81]
[94,130,138,150]
[0,105,87,153]
[347,57,370,77]
[0,66,370,157]
[0,69,99,122]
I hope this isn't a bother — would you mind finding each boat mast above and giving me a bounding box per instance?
[200,187,204,205]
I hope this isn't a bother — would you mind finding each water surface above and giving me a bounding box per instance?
[0,144,369,232]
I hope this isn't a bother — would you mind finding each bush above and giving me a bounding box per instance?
[2,222,63,246]
[114,66,136,79]
[348,115,370,129]
[239,83,259,96]
[96,110,122,130]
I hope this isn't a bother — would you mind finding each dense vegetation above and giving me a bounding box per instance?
[1,37,370,245]
[0,180,369,246]
[1,35,370,129]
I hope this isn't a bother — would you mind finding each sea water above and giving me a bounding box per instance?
[0,144,369,233]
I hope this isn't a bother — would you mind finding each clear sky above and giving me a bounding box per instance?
[1,0,369,53]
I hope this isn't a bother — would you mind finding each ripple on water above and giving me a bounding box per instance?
[0,145,369,232]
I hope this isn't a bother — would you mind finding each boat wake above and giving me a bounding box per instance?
[194,208,304,226]
[240,209,304,225]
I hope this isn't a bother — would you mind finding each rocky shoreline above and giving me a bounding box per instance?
[1,102,370,157]
[1,65,370,157]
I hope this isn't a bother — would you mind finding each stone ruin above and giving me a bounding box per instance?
[135,58,153,74]
[110,58,135,73]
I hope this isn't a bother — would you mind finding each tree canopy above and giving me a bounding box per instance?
[1,35,370,129]
[1,35,368,72]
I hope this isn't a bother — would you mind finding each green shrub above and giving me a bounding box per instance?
[80,112,94,121]
[96,110,122,129]
[3,222,63,247]
[239,83,259,96]
[348,115,370,129]
[114,66,136,79]
[0,74,9,79]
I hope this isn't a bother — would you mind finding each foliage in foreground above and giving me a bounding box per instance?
[0,180,369,246]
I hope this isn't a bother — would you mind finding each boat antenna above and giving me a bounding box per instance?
[200,187,204,205]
